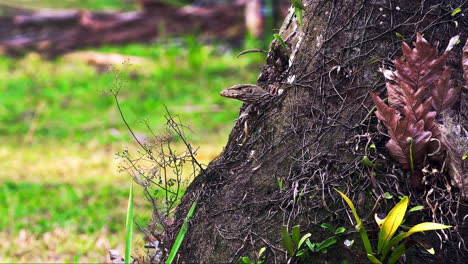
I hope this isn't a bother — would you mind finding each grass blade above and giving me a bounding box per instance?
[166,198,198,264]
[335,189,373,255]
[125,181,134,264]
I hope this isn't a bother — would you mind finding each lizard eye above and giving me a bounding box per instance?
[248,88,253,93]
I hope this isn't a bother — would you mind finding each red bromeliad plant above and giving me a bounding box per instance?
[371,33,463,190]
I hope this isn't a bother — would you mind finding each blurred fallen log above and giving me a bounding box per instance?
[0,1,246,57]
[62,51,151,68]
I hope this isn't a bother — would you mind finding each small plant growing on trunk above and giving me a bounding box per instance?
[335,189,451,264]
[371,33,464,191]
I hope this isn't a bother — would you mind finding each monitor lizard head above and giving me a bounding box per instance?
[220,84,270,104]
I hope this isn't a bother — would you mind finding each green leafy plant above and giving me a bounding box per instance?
[281,225,311,258]
[305,224,345,254]
[273,34,288,53]
[451,7,462,16]
[276,176,285,191]
[320,223,346,236]
[239,247,266,264]
[289,0,305,26]
[305,237,337,254]
[335,189,451,264]
[371,34,462,189]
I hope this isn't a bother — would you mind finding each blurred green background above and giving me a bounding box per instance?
[0,0,266,262]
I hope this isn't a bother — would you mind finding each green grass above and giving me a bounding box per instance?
[0,181,152,235]
[0,37,267,262]
[0,23,267,261]
[0,0,138,11]
[0,180,153,262]
[0,139,216,262]
[0,39,263,144]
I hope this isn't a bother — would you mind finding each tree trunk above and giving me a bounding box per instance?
[172,0,467,263]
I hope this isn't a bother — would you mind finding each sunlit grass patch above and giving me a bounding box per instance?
[0,40,260,144]
[0,181,152,234]
[0,226,144,263]
[0,0,138,11]
[0,180,152,262]
[0,139,224,185]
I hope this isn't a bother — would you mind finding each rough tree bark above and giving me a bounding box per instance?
[170,0,467,263]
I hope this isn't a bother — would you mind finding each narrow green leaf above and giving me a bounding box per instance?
[395,32,406,42]
[258,247,266,258]
[294,7,303,26]
[306,239,316,252]
[294,0,306,10]
[462,153,467,160]
[276,177,284,190]
[408,205,424,213]
[298,233,312,249]
[334,189,361,225]
[321,223,336,233]
[335,227,346,234]
[296,248,307,256]
[367,57,382,65]
[281,226,295,255]
[316,237,337,252]
[289,0,305,10]
[367,254,382,264]
[390,223,451,245]
[273,34,288,52]
[335,189,373,255]
[125,181,134,264]
[240,257,253,264]
[383,192,393,199]
[361,156,375,168]
[451,7,462,16]
[388,242,407,264]
[377,196,408,253]
[291,225,301,246]
[166,199,198,264]
[382,223,451,259]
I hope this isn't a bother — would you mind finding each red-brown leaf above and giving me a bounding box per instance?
[393,34,448,94]
[373,33,460,172]
[431,67,461,113]
[371,93,432,169]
